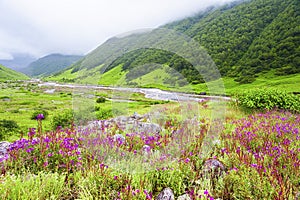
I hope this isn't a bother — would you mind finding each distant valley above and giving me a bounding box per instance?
[46,0,299,94]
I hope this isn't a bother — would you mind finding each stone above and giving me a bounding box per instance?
[131,112,143,120]
[137,122,161,133]
[202,158,226,178]
[156,188,175,200]
[113,134,125,144]
[0,141,10,161]
[177,194,191,200]
[142,145,151,155]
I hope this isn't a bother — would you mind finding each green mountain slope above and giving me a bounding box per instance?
[24,54,83,77]
[48,0,300,89]
[0,64,29,81]
[166,0,299,83]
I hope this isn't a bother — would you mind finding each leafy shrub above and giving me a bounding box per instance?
[96,107,113,119]
[0,172,67,199]
[51,110,74,129]
[96,97,106,103]
[31,109,49,120]
[235,88,300,113]
[0,96,10,100]
[0,120,19,140]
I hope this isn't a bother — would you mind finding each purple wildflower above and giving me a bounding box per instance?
[36,114,45,120]
[28,128,36,138]
[26,148,34,153]
[204,190,209,195]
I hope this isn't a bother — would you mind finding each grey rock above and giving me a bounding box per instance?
[0,141,10,161]
[0,141,10,156]
[177,194,191,200]
[156,188,175,200]
[137,122,161,133]
[107,113,161,134]
[202,158,226,178]
[131,112,143,120]
[142,145,151,155]
[86,112,162,135]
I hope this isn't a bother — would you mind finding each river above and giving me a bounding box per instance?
[36,81,230,102]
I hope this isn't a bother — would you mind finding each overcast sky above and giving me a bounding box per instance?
[0,0,234,59]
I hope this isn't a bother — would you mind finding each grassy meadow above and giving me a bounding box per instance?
[0,80,299,199]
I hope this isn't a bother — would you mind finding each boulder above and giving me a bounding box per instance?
[131,112,143,120]
[137,122,161,134]
[106,112,161,134]
[202,158,226,178]
[156,188,175,200]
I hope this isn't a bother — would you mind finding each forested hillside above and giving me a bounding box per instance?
[24,54,82,77]
[50,0,300,85]
[165,0,300,83]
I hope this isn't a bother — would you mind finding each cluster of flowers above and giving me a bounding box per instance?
[3,127,83,173]
[221,110,299,199]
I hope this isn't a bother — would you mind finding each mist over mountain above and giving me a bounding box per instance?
[0,53,36,71]
[23,54,83,77]
[49,0,299,85]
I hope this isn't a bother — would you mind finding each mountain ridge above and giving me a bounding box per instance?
[47,0,300,88]
[24,54,83,77]
[0,64,29,81]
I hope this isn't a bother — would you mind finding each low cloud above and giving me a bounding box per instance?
[0,0,234,58]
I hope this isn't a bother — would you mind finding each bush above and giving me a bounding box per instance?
[0,172,68,199]
[235,88,300,113]
[51,110,74,129]
[0,120,19,140]
[96,97,106,103]
[96,108,113,120]
[31,110,49,120]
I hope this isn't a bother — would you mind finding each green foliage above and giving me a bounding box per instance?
[0,64,29,81]
[166,0,300,83]
[96,97,106,103]
[30,109,49,120]
[51,110,74,129]
[235,88,300,112]
[96,107,113,120]
[215,165,277,199]
[49,0,299,85]
[106,48,203,83]
[0,172,67,200]
[0,119,19,140]
[143,165,193,197]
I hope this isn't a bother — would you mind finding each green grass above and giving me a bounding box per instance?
[0,84,72,139]
[130,65,171,86]
[46,68,78,82]
[192,71,300,95]
[0,64,29,81]
[98,64,127,86]
[0,81,175,141]
[46,61,300,97]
